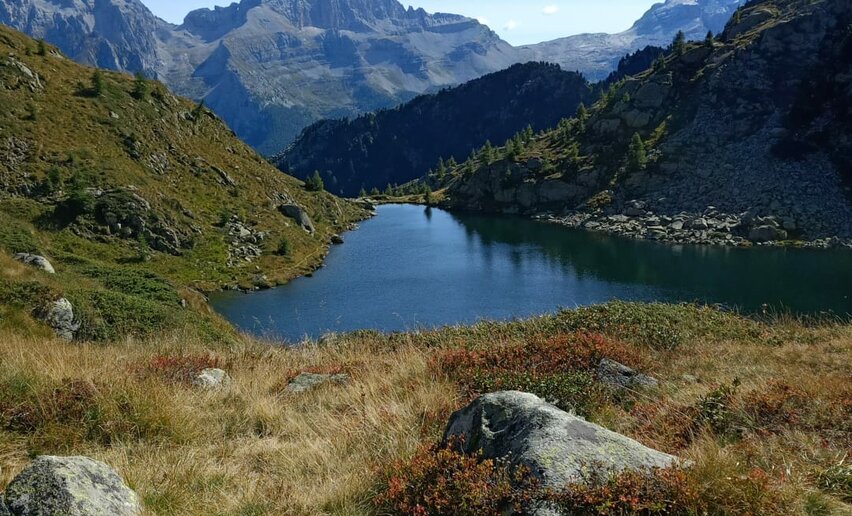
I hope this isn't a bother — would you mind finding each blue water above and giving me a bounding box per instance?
[211,204,852,342]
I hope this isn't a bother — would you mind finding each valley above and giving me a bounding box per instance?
[0,0,850,514]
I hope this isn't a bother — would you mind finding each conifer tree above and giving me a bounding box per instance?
[705,31,715,47]
[673,31,686,56]
[37,39,47,57]
[92,70,104,97]
[305,170,325,192]
[628,133,648,171]
[132,72,149,100]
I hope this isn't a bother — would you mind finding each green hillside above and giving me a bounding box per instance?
[0,25,368,341]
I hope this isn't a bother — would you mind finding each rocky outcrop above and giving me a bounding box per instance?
[14,253,55,274]
[444,391,682,489]
[38,298,80,341]
[279,204,316,234]
[448,0,852,246]
[0,456,141,515]
[223,217,267,266]
[286,372,349,393]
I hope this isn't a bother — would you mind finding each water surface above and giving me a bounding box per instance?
[211,204,852,341]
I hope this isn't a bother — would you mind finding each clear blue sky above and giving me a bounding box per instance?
[140,0,658,45]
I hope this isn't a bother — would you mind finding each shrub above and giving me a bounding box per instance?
[275,237,291,257]
[132,72,149,100]
[436,332,636,415]
[547,467,701,515]
[91,70,104,97]
[374,438,536,516]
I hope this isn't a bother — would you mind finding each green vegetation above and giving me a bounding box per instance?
[2,303,845,514]
[628,132,648,171]
[305,170,325,192]
[0,24,366,342]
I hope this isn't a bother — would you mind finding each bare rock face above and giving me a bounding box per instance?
[444,391,682,489]
[0,456,141,515]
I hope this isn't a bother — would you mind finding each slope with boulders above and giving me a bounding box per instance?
[0,25,368,342]
[441,0,852,247]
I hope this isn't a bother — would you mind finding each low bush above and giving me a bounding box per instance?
[133,353,223,384]
[374,438,536,516]
[435,332,635,415]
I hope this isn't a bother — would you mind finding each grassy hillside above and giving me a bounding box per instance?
[0,303,848,514]
[0,25,368,341]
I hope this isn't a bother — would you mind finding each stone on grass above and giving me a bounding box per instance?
[39,298,80,341]
[597,359,659,390]
[1,456,141,515]
[193,368,231,389]
[279,204,316,234]
[13,253,55,274]
[444,391,682,489]
[286,372,349,393]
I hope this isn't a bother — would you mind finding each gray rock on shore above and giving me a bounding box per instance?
[13,253,55,274]
[1,456,141,515]
[444,391,682,489]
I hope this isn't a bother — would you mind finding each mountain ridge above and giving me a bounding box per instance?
[0,0,747,153]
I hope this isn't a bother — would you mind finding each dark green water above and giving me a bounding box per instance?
[211,204,852,342]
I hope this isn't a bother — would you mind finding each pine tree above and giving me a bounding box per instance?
[370,187,381,196]
[482,140,494,163]
[358,187,367,198]
[628,133,648,171]
[424,185,433,205]
[652,55,667,72]
[37,39,47,57]
[132,72,149,100]
[91,70,104,97]
[673,31,686,56]
[576,103,589,122]
[705,31,715,47]
[305,170,325,192]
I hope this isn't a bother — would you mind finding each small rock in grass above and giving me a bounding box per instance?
[597,358,659,390]
[286,372,349,393]
[193,368,231,389]
[14,253,55,274]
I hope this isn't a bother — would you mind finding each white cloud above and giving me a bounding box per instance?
[503,19,518,31]
[476,16,490,25]
[542,5,560,15]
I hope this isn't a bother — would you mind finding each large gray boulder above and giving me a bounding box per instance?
[749,225,788,243]
[39,298,80,342]
[444,391,682,489]
[279,204,316,234]
[1,456,141,515]
[13,254,55,274]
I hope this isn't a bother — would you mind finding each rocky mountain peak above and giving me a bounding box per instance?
[630,0,744,38]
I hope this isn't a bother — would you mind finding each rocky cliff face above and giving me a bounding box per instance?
[445,0,852,244]
[521,0,745,81]
[0,0,520,154]
[0,0,168,75]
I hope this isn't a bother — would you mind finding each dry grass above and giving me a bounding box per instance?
[0,330,458,514]
[0,304,850,515]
